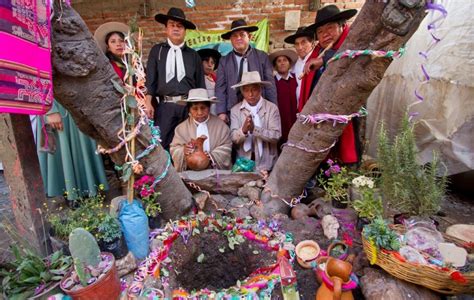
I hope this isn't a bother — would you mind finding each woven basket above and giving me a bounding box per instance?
[362,224,474,295]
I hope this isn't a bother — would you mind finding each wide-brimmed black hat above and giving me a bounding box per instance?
[155,7,196,30]
[306,5,357,32]
[284,26,314,44]
[197,48,221,68]
[221,19,258,40]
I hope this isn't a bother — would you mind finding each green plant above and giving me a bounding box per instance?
[318,159,352,203]
[69,228,101,286]
[0,246,72,299]
[377,114,447,216]
[97,215,122,243]
[363,217,400,251]
[351,176,383,220]
[142,191,162,218]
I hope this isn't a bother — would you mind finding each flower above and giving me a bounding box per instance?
[352,175,375,189]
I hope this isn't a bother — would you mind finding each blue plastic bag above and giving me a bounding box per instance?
[118,199,149,259]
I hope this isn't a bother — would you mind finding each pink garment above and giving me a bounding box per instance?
[0,0,53,115]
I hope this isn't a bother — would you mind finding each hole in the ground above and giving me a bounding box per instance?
[168,230,276,291]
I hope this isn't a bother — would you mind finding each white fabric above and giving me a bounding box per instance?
[194,116,210,152]
[166,39,186,83]
[292,51,312,106]
[235,55,249,74]
[275,72,294,81]
[242,98,264,158]
[365,0,474,175]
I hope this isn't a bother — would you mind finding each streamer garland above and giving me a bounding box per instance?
[327,46,406,64]
[126,214,296,299]
[298,107,367,126]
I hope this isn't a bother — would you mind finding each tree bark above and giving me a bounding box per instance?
[260,2,427,217]
[50,2,193,220]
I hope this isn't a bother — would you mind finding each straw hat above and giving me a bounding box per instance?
[178,88,219,104]
[94,22,129,53]
[221,19,258,40]
[268,49,298,66]
[231,71,272,89]
[155,7,196,30]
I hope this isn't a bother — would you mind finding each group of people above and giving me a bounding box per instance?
[37,4,362,200]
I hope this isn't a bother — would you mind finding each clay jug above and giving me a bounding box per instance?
[326,257,352,282]
[186,135,210,171]
[316,276,354,300]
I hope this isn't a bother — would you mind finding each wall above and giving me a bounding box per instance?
[73,0,365,60]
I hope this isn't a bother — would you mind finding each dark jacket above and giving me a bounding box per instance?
[215,47,277,115]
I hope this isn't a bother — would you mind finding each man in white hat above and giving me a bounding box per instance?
[230,71,281,172]
[268,49,298,146]
[215,19,277,124]
[144,7,205,151]
[170,88,232,172]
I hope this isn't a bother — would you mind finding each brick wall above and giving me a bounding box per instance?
[73,0,365,60]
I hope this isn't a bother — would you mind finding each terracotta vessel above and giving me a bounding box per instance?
[316,276,354,300]
[186,135,210,170]
[316,257,354,300]
[326,257,353,282]
[295,240,320,269]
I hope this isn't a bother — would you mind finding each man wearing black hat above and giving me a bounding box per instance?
[284,26,315,108]
[301,5,361,165]
[215,19,277,124]
[144,7,205,151]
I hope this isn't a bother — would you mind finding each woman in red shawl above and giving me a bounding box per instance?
[94,22,128,81]
[299,5,361,165]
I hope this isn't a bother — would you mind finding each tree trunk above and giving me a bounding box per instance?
[50,2,193,220]
[260,2,427,217]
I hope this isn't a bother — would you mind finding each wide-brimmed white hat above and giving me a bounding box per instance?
[231,71,272,89]
[94,22,129,53]
[269,49,298,66]
[178,88,219,104]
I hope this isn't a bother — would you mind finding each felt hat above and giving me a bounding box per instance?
[178,88,219,104]
[155,7,196,30]
[306,5,357,32]
[197,48,222,68]
[93,22,128,53]
[284,26,314,44]
[221,19,258,40]
[231,71,272,89]
[269,49,298,66]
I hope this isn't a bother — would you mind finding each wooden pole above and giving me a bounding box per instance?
[0,114,50,256]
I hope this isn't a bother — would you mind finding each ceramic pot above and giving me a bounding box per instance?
[295,240,321,269]
[60,252,120,300]
[314,256,330,283]
[316,277,354,300]
[326,257,353,282]
[185,136,210,170]
[327,241,349,261]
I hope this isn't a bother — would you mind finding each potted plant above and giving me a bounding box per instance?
[134,176,162,229]
[0,246,72,299]
[350,175,383,230]
[60,228,121,300]
[97,215,128,259]
[363,217,400,251]
[377,114,447,219]
[318,159,353,208]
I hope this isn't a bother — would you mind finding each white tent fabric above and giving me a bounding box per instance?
[365,0,474,175]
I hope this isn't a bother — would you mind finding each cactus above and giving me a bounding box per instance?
[69,228,101,267]
[74,257,90,286]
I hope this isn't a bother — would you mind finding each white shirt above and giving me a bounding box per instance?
[292,51,312,106]
[275,72,294,81]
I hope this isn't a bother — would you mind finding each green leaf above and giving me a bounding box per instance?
[19,276,41,284]
[126,95,137,108]
[161,268,169,277]
[218,247,225,253]
[228,242,235,250]
[111,79,125,94]
[197,253,205,263]
[192,228,200,236]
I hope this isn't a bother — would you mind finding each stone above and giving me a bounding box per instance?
[109,195,127,217]
[438,242,468,267]
[321,215,339,240]
[116,251,138,277]
[237,186,261,204]
[291,204,311,220]
[256,180,265,188]
[246,180,257,187]
[193,192,209,211]
[180,170,261,195]
[361,267,441,300]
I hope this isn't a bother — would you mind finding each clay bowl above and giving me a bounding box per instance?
[295,240,321,269]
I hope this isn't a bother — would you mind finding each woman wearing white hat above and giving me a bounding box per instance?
[94,22,128,80]
[230,71,282,172]
[170,88,232,172]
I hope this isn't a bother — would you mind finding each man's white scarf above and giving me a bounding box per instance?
[194,116,210,152]
[166,39,186,83]
[243,98,263,158]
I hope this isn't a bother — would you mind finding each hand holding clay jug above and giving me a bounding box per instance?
[185,135,210,171]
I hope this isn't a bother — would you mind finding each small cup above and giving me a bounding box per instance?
[295,240,321,269]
